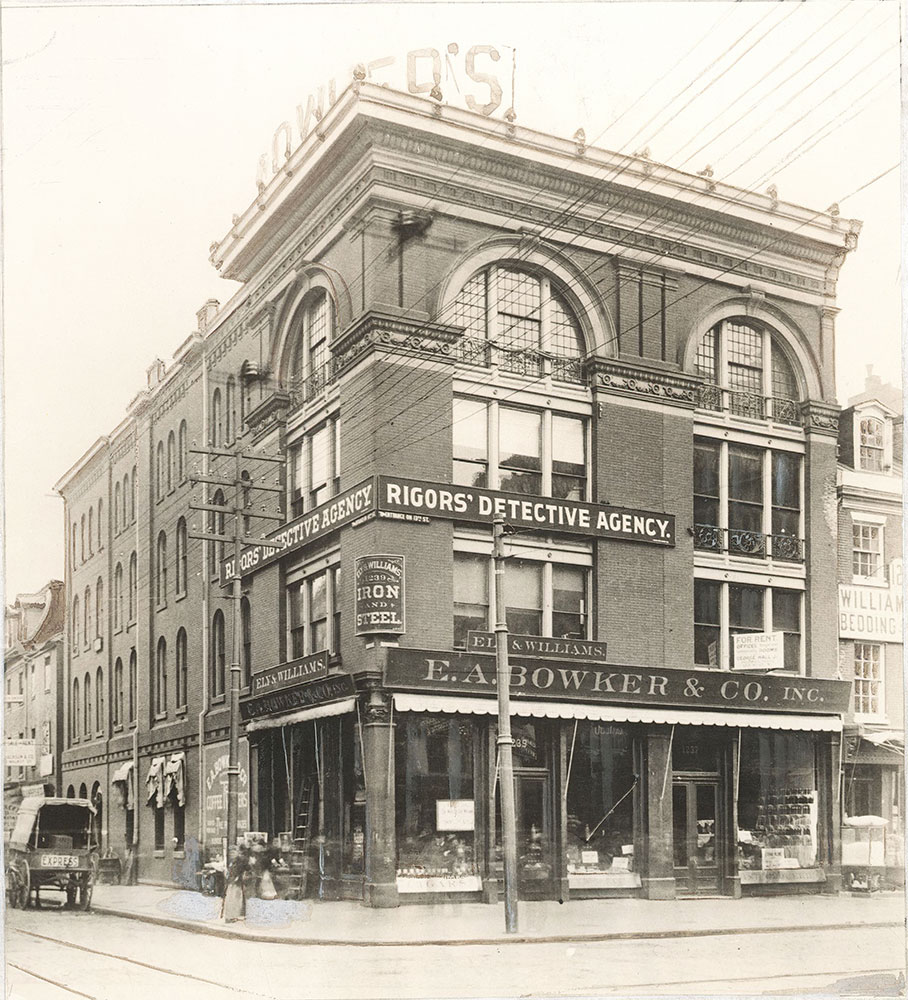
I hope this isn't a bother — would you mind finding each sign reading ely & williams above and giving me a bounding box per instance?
[385,649,851,715]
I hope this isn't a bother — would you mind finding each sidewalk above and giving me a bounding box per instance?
[88,884,906,946]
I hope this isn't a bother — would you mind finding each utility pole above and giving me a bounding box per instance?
[493,517,519,934]
[189,436,283,862]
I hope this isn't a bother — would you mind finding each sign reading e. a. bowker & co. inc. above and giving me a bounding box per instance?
[384,649,852,715]
[221,479,375,584]
[250,651,329,698]
[468,631,606,661]
[376,477,675,546]
[355,555,405,635]
[240,673,356,722]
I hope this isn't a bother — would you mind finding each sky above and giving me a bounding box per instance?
[1,0,902,601]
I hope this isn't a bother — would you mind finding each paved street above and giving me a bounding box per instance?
[5,902,906,1000]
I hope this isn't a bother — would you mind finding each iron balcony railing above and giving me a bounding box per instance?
[696,384,802,426]
[693,524,805,563]
[451,337,587,385]
[288,358,340,409]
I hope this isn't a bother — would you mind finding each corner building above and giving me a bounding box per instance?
[57,83,857,902]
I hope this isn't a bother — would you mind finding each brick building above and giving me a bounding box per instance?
[56,81,859,901]
[4,581,66,837]
[836,367,904,887]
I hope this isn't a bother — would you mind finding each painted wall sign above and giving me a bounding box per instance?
[732,632,785,672]
[838,584,903,643]
[256,44,509,189]
[468,631,606,662]
[355,555,406,634]
[240,673,356,722]
[377,477,675,546]
[250,651,329,698]
[5,740,36,767]
[203,739,250,846]
[385,648,852,715]
[221,479,374,583]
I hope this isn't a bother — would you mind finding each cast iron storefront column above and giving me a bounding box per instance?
[642,729,675,899]
[361,689,399,907]
[819,730,843,893]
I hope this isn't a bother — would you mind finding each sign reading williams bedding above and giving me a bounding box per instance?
[385,649,852,715]
[377,477,674,545]
[355,555,405,634]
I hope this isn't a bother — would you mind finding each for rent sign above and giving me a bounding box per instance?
[385,649,852,715]
[377,477,674,545]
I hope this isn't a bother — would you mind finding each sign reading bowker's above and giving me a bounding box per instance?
[222,475,677,583]
[377,477,675,545]
[250,651,329,698]
[385,649,852,715]
[240,673,356,722]
[355,555,405,635]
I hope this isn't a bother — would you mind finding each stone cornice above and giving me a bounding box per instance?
[589,358,699,409]
[332,309,463,374]
[246,390,291,444]
[800,399,840,436]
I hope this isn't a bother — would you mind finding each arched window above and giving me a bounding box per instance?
[80,514,86,562]
[452,265,585,379]
[167,431,176,492]
[128,649,137,724]
[122,474,130,527]
[114,657,124,727]
[288,291,334,393]
[241,597,252,688]
[114,482,121,534]
[156,441,165,501]
[225,377,236,443]
[695,319,801,424]
[240,363,255,426]
[130,466,137,523]
[79,782,87,800]
[156,531,167,606]
[128,552,137,622]
[88,507,94,556]
[72,596,80,652]
[83,672,92,738]
[66,785,75,799]
[211,610,226,699]
[208,490,225,579]
[155,636,167,716]
[176,628,188,709]
[83,586,91,647]
[241,470,252,534]
[97,499,103,550]
[175,518,188,596]
[178,420,188,483]
[114,563,123,630]
[95,577,104,638]
[72,523,78,565]
[95,666,104,734]
[72,678,80,742]
[211,388,222,447]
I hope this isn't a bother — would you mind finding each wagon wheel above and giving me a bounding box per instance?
[11,861,30,909]
[77,871,93,911]
[65,878,78,909]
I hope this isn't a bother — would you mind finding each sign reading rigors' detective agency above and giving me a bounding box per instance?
[355,555,405,635]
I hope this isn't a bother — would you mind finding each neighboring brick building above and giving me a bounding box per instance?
[56,81,859,901]
[837,367,904,887]
[4,581,66,837]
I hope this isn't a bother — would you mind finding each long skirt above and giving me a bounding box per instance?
[223,880,244,922]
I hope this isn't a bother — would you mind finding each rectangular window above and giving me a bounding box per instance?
[693,440,720,544]
[727,445,764,554]
[772,589,802,673]
[552,565,586,639]
[289,583,305,660]
[728,584,763,669]
[289,417,339,518]
[452,398,488,488]
[453,554,489,649]
[504,559,543,635]
[551,415,586,501]
[859,418,885,471]
[771,452,801,560]
[694,579,721,667]
[499,408,542,495]
[287,566,340,659]
[44,656,51,693]
[310,572,328,653]
[173,804,185,853]
[854,643,883,716]
[852,523,882,580]
[154,806,165,852]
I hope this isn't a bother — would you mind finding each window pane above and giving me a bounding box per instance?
[729,446,762,503]
[454,554,488,647]
[498,269,540,319]
[696,328,717,382]
[550,293,583,358]
[771,452,800,509]
[453,398,488,488]
[310,573,327,621]
[552,415,586,500]
[505,560,542,635]
[452,272,487,340]
[499,408,542,494]
[694,441,720,500]
[772,590,801,633]
[694,580,721,668]
[729,585,763,630]
[552,566,586,639]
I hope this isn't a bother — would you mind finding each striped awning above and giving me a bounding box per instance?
[244,697,356,732]
[391,693,842,732]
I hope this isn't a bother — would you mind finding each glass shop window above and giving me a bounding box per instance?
[565,723,636,876]
[736,731,818,872]
[341,716,366,876]
[394,715,478,880]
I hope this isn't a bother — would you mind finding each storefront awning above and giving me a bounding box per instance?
[245,697,356,732]
[145,756,165,807]
[392,694,843,732]
[163,752,186,807]
[112,761,134,810]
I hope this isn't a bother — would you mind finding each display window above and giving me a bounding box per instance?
[565,723,636,878]
[736,731,818,871]
[395,715,479,886]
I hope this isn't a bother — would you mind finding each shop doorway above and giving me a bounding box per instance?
[672,778,720,896]
[515,772,554,897]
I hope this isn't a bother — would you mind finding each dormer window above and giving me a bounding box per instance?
[859,417,885,471]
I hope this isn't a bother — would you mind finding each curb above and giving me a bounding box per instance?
[90,906,903,948]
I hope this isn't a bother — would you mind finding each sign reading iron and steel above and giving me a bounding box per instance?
[221,479,374,584]
[385,649,852,715]
[355,555,406,635]
[240,673,356,722]
[250,651,329,698]
[467,631,606,662]
[377,477,675,546]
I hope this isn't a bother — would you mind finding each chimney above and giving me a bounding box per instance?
[197,299,220,333]
[146,359,166,389]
